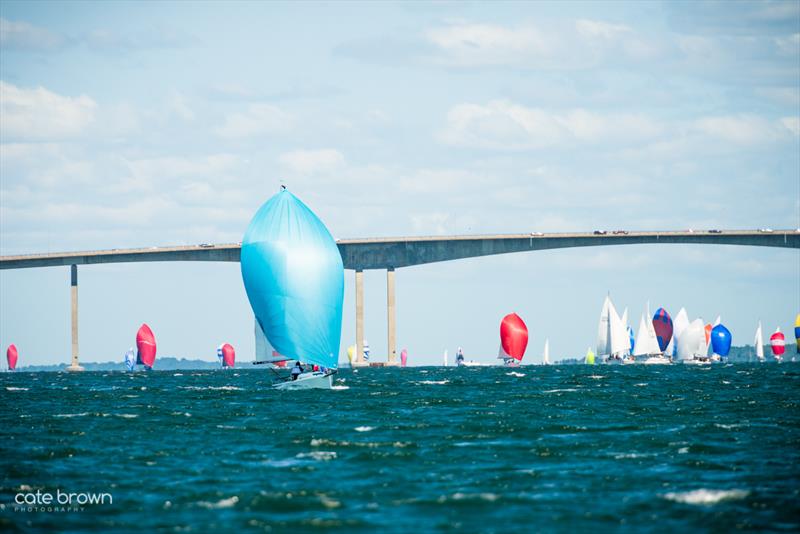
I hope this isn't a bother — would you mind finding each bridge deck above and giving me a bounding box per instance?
[1,230,797,271]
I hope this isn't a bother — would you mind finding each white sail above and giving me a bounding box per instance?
[755,321,764,360]
[254,319,272,362]
[677,319,706,360]
[609,300,630,356]
[673,308,690,343]
[621,308,629,330]
[543,339,550,365]
[633,313,660,356]
[713,315,721,326]
[443,349,448,367]
[596,296,612,356]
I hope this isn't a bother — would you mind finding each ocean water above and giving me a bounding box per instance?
[1,364,799,532]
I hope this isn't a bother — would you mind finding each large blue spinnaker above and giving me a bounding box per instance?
[240,188,344,370]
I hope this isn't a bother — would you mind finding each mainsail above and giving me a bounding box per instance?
[241,188,344,370]
[608,300,630,357]
[754,322,764,361]
[596,296,612,357]
[633,313,661,356]
[543,338,550,365]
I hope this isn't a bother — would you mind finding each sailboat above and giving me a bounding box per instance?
[679,319,711,365]
[709,323,732,363]
[585,347,595,365]
[253,318,289,368]
[401,349,408,367]
[136,324,157,370]
[6,344,18,371]
[794,314,800,358]
[754,322,764,362]
[124,347,136,371]
[633,306,669,364]
[542,339,550,365]
[770,327,785,362]
[652,307,673,354]
[221,343,235,368]
[443,349,448,367]
[497,313,529,366]
[241,187,344,390]
[596,296,611,360]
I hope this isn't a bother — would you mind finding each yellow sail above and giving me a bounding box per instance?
[346,345,355,364]
[585,348,596,365]
[794,313,800,354]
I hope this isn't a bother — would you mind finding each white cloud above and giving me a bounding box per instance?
[575,19,632,39]
[780,117,800,136]
[168,91,194,121]
[278,149,345,175]
[439,100,663,150]
[216,104,292,139]
[693,115,795,144]
[0,18,64,51]
[426,23,552,67]
[0,81,96,140]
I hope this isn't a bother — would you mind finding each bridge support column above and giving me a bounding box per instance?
[387,268,396,365]
[355,270,364,366]
[67,264,84,372]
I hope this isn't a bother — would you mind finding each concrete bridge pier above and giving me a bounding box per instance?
[355,269,364,366]
[66,264,84,372]
[387,267,397,365]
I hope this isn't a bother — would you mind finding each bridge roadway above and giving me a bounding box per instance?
[2,229,797,370]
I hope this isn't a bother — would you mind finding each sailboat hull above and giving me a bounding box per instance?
[642,355,671,365]
[273,371,333,390]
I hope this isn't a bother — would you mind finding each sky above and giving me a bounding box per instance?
[1,0,798,367]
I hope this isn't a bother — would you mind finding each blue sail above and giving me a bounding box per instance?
[710,324,732,357]
[240,189,344,369]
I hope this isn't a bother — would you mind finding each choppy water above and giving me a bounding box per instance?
[1,365,799,532]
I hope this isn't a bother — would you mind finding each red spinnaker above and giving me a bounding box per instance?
[136,324,157,368]
[770,329,786,356]
[400,349,408,367]
[7,344,18,371]
[222,343,235,368]
[500,313,528,361]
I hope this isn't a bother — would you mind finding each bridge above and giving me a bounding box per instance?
[2,229,798,370]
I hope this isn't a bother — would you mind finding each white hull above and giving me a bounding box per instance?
[681,358,711,366]
[642,356,671,365]
[273,371,333,390]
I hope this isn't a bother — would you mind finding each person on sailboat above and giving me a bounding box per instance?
[291,361,304,380]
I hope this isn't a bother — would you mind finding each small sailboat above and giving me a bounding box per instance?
[346,345,356,367]
[498,313,529,366]
[443,349,448,367]
[456,346,465,366]
[136,324,157,370]
[794,314,800,357]
[770,327,785,362]
[680,319,711,365]
[241,187,344,390]
[216,343,224,365]
[607,299,632,364]
[400,349,408,367]
[652,307,673,353]
[6,344,18,371]
[585,347,595,365]
[633,309,669,364]
[754,322,765,362]
[542,338,550,365]
[221,343,235,368]
[596,296,612,360]
[710,323,732,362]
[363,340,370,362]
[124,347,136,371]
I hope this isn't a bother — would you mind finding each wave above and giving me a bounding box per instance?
[5,386,29,391]
[197,496,239,509]
[416,380,449,385]
[662,489,749,505]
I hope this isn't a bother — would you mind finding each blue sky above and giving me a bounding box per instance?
[1,1,798,367]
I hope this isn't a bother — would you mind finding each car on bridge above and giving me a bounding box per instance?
[758,228,774,233]
[593,230,607,235]
[530,232,544,236]
[612,230,628,235]
[708,229,722,234]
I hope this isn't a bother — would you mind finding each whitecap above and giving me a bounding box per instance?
[662,489,748,505]
[417,380,449,385]
[439,492,499,503]
[198,496,239,509]
[296,451,337,461]
[589,375,606,380]
[543,388,578,393]
[506,372,525,377]
[634,383,648,387]
[355,426,375,432]
[173,373,183,376]
[116,414,138,419]
[677,447,689,454]
[5,387,28,391]
[331,385,350,390]
[54,413,89,418]
[714,423,745,430]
